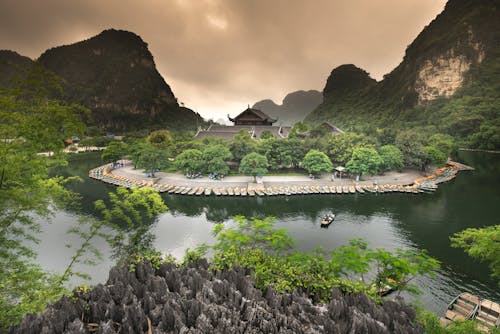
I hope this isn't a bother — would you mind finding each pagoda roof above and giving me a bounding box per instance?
[228,107,277,123]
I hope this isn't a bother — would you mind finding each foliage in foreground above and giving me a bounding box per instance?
[0,66,86,328]
[210,216,439,302]
[451,225,500,287]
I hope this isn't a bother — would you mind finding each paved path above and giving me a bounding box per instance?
[112,166,423,189]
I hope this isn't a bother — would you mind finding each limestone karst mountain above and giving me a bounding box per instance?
[306,0,499,149]
[1,29,204,132]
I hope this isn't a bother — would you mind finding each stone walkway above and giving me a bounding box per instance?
[88,162,470,196]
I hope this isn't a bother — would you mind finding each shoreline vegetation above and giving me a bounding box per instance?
[89,160,473,197]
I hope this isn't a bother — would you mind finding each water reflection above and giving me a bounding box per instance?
[37,151,500,314]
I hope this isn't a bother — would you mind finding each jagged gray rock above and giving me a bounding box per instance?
[11,260,423,333]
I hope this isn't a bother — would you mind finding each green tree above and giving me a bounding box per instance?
[378,145,404,171]
[284,138,307,167]
[95,187,168,262]
[101,141,128,164]
[175,149,203,174]
[137,143,168,177]
[127,141,149,169]
[257,138,293,170]
[147,129,173,148]
[260,130,274,140]
[346,147,383,179]
[301,149,333,176]
[202,144,232,162]
[239,152,268,182]
[428,133,455,156]
[211,216,439,302]
[395,131,426,168]
[326,132,376,164]
[0,66,85,328]
[289,121,308,138]
[423,145,447,167]
[229,129,256,161]
[206,157,229,176]
[201,144,232,175]
[451,225,500,287]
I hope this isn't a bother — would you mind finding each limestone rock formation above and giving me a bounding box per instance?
[36,29,203,131]
[11,260,423,333]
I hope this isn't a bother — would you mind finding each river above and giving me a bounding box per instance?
[34,151,500,314]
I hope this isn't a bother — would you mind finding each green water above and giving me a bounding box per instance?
[35,151,500,314]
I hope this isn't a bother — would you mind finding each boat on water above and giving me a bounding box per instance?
[378,277,399,296]
[320,212,336,227]
[441,292,500,331]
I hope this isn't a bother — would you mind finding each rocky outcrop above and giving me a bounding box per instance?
[11,260,422,334]
[414,32,486,103]
[253,90,322,125]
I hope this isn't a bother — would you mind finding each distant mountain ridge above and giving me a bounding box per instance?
[306,0,499,149]
[253,90,322,125]
[1,29,204,132]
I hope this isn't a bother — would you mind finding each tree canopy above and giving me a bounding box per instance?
[346,147,383,178]
[301,149,333,175]
[239,152,268,182]
[175,149,203,174]
[378,145,403,171]
[451,225,500,287]
[0,66,86,328]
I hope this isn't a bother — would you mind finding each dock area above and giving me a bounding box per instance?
[89,160,472,197]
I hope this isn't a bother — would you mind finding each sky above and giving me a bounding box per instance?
[0,0,447,120]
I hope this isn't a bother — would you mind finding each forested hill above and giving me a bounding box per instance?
[1,29,204,132]
[253,90,322,126]
[306,0,500,150]
[0,50,33,89]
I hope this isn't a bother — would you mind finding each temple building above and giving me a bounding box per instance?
[228,107,277,126]
[195,107,291,141]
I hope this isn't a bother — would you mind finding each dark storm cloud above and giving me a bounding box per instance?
[0,0,446,119]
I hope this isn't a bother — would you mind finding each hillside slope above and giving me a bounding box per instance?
[306,0,499,149]
[0,50,33,89]
[37,29,203,132]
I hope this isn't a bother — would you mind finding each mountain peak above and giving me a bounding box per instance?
[36,29,203,131]
[323,64,376,97]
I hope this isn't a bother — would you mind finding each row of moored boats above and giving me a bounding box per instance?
[89,163,463,196]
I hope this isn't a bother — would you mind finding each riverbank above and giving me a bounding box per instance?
[89,160,472,196]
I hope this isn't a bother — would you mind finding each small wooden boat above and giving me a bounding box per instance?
[378,277,399,296]
[320,212,336,228]
[476,298,500,331]
[441,293,480,325]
